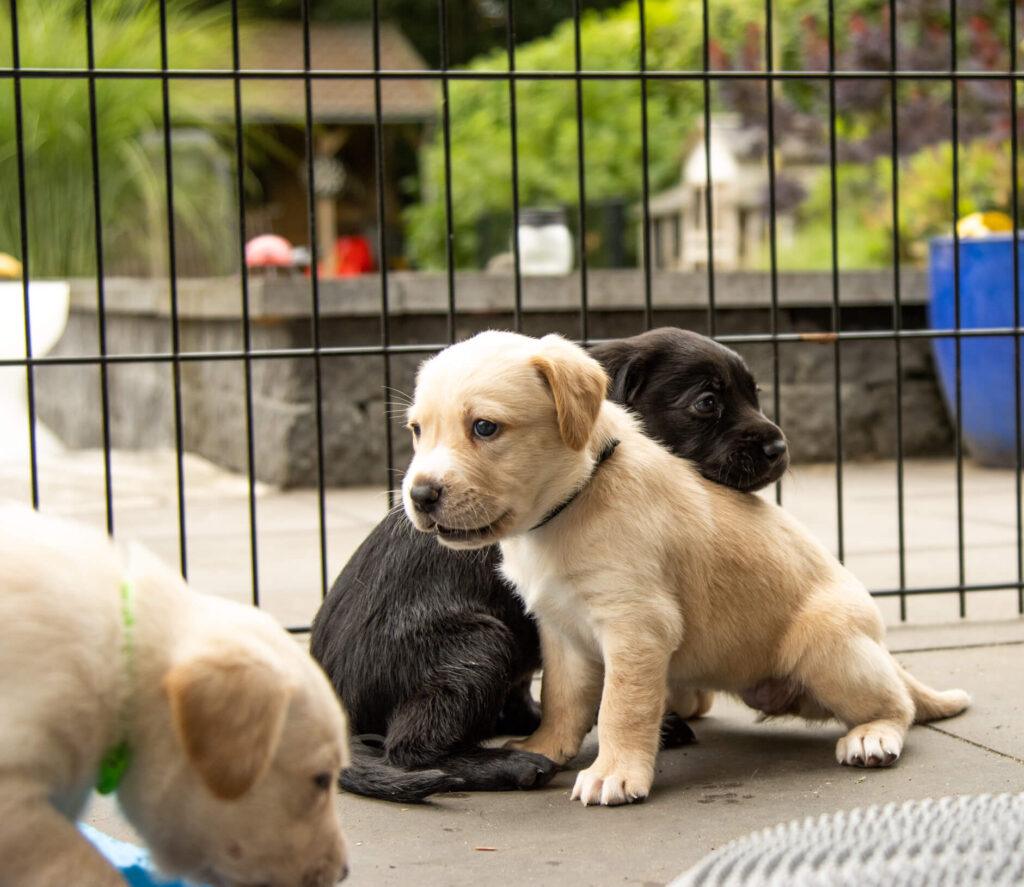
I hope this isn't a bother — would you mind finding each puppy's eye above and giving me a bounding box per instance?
[694,394,718,415]
[312,772,333,791]
[472,419,499,439]
[409,422,421,440]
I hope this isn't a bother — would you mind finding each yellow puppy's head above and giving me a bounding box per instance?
[154,631,351,887]
[402,331,608,549]
[110,555,352,887]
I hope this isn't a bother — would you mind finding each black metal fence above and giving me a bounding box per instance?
[2,0,1022,630]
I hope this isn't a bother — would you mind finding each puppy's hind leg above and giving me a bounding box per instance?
[793,634,915,768]
[495,674,542,737]
[667,687,714,719]
[385,616,556,793]
[659,687,714,749]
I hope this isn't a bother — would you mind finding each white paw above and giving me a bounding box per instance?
[570,766,650,806]
[836,724,903,768]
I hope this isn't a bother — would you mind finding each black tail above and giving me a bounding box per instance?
[339,738,464,803]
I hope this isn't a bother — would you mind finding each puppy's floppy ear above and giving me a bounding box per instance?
[597,347,647,405]
[163,642,296,800]
[531,334,608,451]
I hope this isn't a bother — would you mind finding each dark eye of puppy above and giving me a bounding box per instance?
[313,772,332,791]
[409,422,421,441]
[694,394,718,415]
[473,419,499,439]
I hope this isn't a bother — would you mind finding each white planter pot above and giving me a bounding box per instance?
[0,281,71,460]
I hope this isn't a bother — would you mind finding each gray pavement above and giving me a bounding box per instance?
[2,447,1023,886]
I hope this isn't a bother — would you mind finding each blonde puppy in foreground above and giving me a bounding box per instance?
[0,503,350,887]
[401,331,970,807]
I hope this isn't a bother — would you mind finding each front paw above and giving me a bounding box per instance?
[502,751,559,789]
[836,723,903,768]
[504,735,572,767]
[570,762,652,806]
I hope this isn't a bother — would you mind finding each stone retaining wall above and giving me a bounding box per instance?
[35,270,954,487]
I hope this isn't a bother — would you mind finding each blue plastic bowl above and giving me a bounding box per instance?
[80,823,206,887]
[928,234,1024,468]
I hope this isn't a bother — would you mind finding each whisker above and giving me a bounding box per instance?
[383,385,413,404]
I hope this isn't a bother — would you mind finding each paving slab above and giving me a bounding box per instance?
[330,655,1024,887]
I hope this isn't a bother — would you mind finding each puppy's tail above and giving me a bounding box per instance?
[339,737,464,803]
[901,668,970,723]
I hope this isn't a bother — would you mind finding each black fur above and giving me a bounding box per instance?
[592,328,788,493]
[310,327,787,802]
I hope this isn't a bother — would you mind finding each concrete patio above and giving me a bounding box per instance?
[2,446,1022,886]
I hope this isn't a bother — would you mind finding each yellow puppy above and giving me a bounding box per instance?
[402,331,969,807]
[0,504,350,886]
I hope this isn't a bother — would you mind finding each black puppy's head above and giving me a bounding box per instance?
[590,328,788,493]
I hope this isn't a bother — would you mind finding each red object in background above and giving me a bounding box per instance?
[335,236,376,276]
[245,234,294,268]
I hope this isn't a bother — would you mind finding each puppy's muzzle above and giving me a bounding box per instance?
[409,480,443,515]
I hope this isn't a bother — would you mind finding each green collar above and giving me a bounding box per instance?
[97,577,136,795]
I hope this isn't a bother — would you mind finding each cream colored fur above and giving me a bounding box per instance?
[0,503,350,886]
[403,331,970,807]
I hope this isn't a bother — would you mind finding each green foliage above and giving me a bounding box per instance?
[401,0,896,269]
[404,0,1019,270]
[0,0,235,278]
[781,140,1022,270]
[405,0,767,268]
[895,141,1019,255]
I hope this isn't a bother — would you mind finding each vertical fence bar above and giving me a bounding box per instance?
[298,0,330,600]
[83,0,115,536]
[888,0,908,619]
[949,0,967,617]
[157,0,188,577]
[370,0,396,510]
[506,0,524,331]
[8,0,39,509]
[1011,3,1023,614]
[438,0,457,342]
[763,0,782,506]
[229,0,261,606]
[701,0,716,338]
[572,0,590,343]
[638,0,654,329]
[826,0,845,564]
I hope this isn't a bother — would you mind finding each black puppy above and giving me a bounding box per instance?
[310,327,788,802]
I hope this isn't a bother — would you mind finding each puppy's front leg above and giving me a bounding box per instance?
[506,624,602,767]
[572,635,671,807]
[0,793,125,887]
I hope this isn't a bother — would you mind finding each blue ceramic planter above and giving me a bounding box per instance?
[928,234,1024,468]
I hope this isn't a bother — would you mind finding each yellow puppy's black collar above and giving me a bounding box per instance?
[530,438,619,532]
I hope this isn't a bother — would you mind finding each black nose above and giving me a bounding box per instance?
[762,438,788,459]
[409,481,442,513]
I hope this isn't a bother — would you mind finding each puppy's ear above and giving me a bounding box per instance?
[531,334,608,451]
[163,643,296,800]
[589,341,640,405]
[606,352,647,405]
